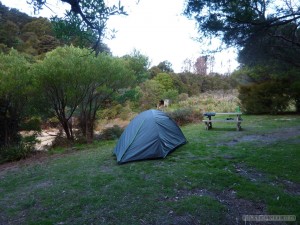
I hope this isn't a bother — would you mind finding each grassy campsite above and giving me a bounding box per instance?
[1,114,299,224]
[1,0,300,224]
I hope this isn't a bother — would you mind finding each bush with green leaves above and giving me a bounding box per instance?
[33,46,135,142]
[118,104,134,121]
[20,116,42,132]
[162,89,179,102]
[46,116,60,128]
[0,144,31,163]
[116,87,142,105]
[233,65,300,113]
[98,104,123,120]
[178,93,189,102]
[153,73,175,91]
[167,108,203,126]
[0,50,34,148]
[239,81,291,114]
[100,125,124,140]
[140,80,165,109]
[0,135,37,163]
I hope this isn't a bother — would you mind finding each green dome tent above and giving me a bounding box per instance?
[114,109,187,164]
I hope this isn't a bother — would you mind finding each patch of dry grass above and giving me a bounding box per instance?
[177,90,240,113]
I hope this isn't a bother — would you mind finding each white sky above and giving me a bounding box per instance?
[1,0,239,73]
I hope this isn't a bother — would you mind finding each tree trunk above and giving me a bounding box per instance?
[60,119,74,141]
[295,98,300,113]
[78,113,95,144]
[87,120,94,143]
[0,101,21,147]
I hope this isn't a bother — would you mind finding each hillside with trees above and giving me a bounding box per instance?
[0,3,60,55]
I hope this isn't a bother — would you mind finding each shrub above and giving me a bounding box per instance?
[119,108,130,121]
[50,129,74,148]
[98,104,124,120]
[162,89,179,102]
[239,82,290,114]
[0,143,33,163]
[116,88,142,105]
[46,117,60,128]
[178,93,189,102]
[0,131,39,163]
[21,116,42,131]
[100,125,124,140]
[51,136,73,148]
[167,108,203,126]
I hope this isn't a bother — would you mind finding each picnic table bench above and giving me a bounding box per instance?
[202,112,243,131]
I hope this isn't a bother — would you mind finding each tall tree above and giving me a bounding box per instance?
[149,66,163,79]
[32,46,93,140]
[153,73,175,91]
[140,80,165,109]
[185,0,300,112]
[50,15,96,49]
[0,50,33,147]
[194,56,208,75]
[157,60,174,73]
[78,54,134,142]
[33,46,135,142]
[121,49,150,84]
[181,58,194,73]
[28,0,127,55]
[184,0,300,67]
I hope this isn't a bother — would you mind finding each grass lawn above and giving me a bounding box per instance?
[0,115,299,225]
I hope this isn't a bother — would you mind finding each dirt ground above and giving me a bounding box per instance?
[222,126,300,147]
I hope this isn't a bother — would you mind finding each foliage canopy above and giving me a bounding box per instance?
[185,0,300,67]
[28,0,127,54]
[0,50,33,147]
[32,46,134,142]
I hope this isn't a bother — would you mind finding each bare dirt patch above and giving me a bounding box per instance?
[234,163,269,183]
[280,179,300,195]
[234,163,300,196]
[223,126,300,147]
[215,189,274,225]
[160,188,280,225]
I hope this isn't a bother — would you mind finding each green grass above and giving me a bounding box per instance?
[0,115,299,224]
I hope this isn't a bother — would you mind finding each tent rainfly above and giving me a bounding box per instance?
[114,109,187,164]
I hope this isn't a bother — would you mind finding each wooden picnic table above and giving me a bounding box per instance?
[202,112,243,131]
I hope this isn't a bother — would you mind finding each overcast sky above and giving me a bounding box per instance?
[1,0,239,73]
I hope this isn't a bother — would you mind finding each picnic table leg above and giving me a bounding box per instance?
[236,115,242,131]
[204,116,212,130]
[237,121,242,131]
[205,121,209,130]
[208,116,212,129]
